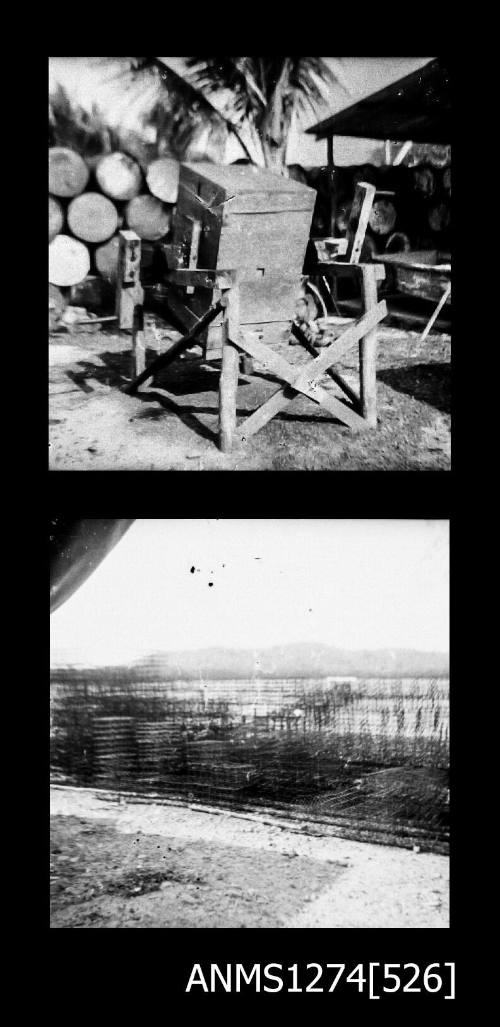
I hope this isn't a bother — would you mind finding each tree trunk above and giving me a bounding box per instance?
[49,196,64,241]
[49,235,91,287]
[125,195,172,240]
[95,235,120,282]
[146,157,180,203]
[96,152,143,201]
[67,192,119,243]
[49,147,89,197]
[259,68,293,173]
[369,198,397,236]
[49,284,66,330]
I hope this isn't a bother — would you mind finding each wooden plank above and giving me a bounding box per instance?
[186,219,201,295]
[218,210,313,273]
[345,181,376,264]
[181,162,316,213]
[173,207,220,271]
[321,260,386,282]
[132,305,146,378]
[291,323,360,409]
[232,330,368,427]
[238,273,299,323]
[161,286,200,332]
[115,230,144,330]
[238,379,365,442]
[219,284,241,452]
[288,301,386,391]
[419,283,452,342]
[167,272,299,327]
[359,265,379,426]
[204,320,290,358]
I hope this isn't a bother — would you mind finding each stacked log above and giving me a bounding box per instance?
[49,234,91,287]
[385,232,411,254]
[48,145,178,304]
[49,147,89,197]
[94,235,121,282]
[146,157,180,203]
[303,158,451,257]
[125,195,172,241]
[67,192,119,243]
[49,284,66,330]
[95,152,142,200]
[368,198,397,237]
[49,196,64,241]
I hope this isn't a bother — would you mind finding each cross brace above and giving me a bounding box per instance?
[219,299,386,448]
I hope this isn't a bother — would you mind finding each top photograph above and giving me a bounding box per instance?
[48,57,451,472]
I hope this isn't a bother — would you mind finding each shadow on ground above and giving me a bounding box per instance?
[378,363,451,414]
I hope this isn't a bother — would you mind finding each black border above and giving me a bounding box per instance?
[33,39,468,1013]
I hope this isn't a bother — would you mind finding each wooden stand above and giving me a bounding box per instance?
[116,230,144,334]
[215,287,387,453]
[114,165,388,452]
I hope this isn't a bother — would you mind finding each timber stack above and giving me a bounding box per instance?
[49,146,180,315]
[307,160,451,255]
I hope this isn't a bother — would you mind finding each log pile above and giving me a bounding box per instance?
[305,160,451,255]
[49,145,179,301]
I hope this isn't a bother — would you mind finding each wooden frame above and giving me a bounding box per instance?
[116,175,388,452]
[216,266,386,452]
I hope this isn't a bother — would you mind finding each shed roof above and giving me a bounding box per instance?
[306,58,451,144]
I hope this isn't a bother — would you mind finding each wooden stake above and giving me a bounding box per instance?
[359,264,379,426]
[115,230,144,331]
[132,305,146,378]
[219,282,240,453]
[327,135,337,237]
[346,182,376,264]
[419,283,451,342]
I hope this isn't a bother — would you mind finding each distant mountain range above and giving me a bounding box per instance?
[51,643,449,681]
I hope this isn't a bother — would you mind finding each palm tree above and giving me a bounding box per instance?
[127,57,346,173]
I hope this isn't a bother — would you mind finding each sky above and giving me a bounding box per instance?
[50,519,449,667]
[49,57,433,166]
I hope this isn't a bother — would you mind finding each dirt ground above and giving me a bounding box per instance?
[49,318,451,471]
[50,786,449,929]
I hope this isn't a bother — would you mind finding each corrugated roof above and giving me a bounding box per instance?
[306,58,451,143]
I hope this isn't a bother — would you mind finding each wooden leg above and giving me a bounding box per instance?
[359,265,378,427]
[219,339,240,452]
[219,282,240,453]
[131,305,145,378]
[419,283,451,342]
[116,230,144,331]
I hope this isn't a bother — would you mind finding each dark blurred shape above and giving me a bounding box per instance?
[50,519,135,613]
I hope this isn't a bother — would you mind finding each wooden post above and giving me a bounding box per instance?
[219,281,240,453]
[186,219,201,295]
[346,182,376,264]
[359,264,379,426]
[116,230,144,330]
[327,135,337,237]
[132,305,146,378]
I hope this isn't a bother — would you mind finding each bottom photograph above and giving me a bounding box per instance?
[50,517,449,929]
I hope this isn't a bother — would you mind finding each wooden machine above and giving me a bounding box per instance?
[116,163,388,452]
